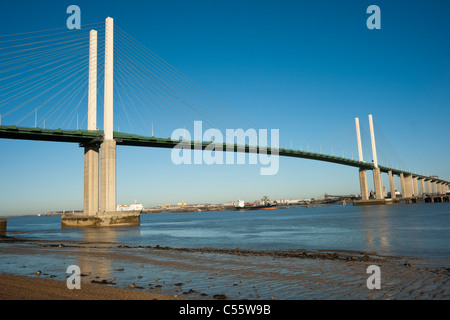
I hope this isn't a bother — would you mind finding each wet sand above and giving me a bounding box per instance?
[1,235,449,300]
[0,273,185,300]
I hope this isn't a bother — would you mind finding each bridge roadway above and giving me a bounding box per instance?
[1,125,449,185]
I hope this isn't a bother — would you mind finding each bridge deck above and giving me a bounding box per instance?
[0,125,448,184]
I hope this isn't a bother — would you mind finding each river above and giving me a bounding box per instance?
[1,202,449,299]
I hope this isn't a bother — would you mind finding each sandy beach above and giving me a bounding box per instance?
[0,273,184,300]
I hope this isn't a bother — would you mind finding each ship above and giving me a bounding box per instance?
[116,201,144,212]
[234,197,277,211]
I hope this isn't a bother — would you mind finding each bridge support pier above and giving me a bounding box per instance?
[83,144,99,215]
[359,169,369,200]
[426,179,431,195]
[62,17,139,228]
[367,115,384,200]
[432,181,437,195]
[405,174,414,198]
[100,139,116,214]
[372,168,384,199]
[388,170,396,199]
[419,178,425,195]
[400,173,406,198]
[413,176,418,196]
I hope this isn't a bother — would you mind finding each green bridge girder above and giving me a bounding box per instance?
[0,125,448,184]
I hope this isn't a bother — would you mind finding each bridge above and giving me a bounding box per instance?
[0,17,448,226]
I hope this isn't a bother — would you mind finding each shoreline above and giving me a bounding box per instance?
[1,234,449,300]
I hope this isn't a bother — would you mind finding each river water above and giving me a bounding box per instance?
[4,202,450,258]
[1,202,449,299]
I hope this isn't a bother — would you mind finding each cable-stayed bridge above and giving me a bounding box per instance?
[0,18,448,226]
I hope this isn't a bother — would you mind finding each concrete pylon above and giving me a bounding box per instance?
[100,17,116,214]
[88,30,97,133]
[373,168,384,199]
[62,17,139,227]
[432,181,437,195]
[83,30,99,216]
[400,173,406,198]
[355,118,368,200]
[419,178,425,195]
[426,179,431,195]
[84,145,99,215]
[100,140,116,213]
[402,174,413,198]
[407,175,414,197]
[359,169,369,200]
[413,176,418,196]
[388,170,396,199]
[368,115,384,199]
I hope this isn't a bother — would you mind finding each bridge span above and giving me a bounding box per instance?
[0,17,448,227]
[1,124,449,202]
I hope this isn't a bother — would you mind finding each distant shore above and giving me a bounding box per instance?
[42,197,350,216]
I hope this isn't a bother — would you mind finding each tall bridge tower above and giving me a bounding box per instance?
[99,17,117,215]
[62,18,139,227]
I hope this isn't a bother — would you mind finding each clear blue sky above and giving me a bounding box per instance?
[0,0,449,215]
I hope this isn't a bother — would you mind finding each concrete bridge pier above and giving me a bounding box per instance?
[99,17,118,215]
[403,174,413,198]
[83,144,99,215]
[83,29,99,217]
[97,17,139,226]
[100,139,116,214]
[368,115,384,200]
[432,181,437,195]
[62,18,139,228]
[419,178,425,195]
[355,118,369,201]
[388,170,396,199]
[400,173,406,198]
[413,176,418,196]
[372,168,384,199]
[408,175,415,197]
[359,169,369,200]
[426,179,432,195]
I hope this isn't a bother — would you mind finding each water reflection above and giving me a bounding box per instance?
[75,226,141,280]
[360,205,392,255]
